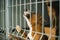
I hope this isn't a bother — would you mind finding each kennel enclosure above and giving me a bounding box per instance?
[0,0,59,40]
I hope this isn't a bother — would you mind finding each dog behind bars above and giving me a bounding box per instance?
[9,11,47,40]
[8,5,56,40]
[23,11,43,40]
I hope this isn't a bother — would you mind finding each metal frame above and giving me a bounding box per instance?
[0,0,59,40]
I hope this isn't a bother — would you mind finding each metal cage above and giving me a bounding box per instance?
[0,0,59,40]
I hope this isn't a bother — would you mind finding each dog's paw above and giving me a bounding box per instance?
[16,25,21,33]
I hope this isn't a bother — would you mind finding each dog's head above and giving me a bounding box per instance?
[23,11,42,28]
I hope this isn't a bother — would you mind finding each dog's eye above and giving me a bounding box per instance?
[26,14,30,19]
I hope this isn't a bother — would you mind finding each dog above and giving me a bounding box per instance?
[8,4,56,40]
[44,3,56,40]
[16,11,43,40]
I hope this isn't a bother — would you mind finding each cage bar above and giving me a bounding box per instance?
[40,0,45,40]
[12,0,14,30]
[24,0,26,29]
[20,0,22,27]
[2,0,4,30]
[16,0,17,26]
[49,0,52,40]
[5,0,9,40]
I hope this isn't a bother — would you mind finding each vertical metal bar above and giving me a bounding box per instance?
[30,0,31,15]
[16,0,17,25]
[20,0,21,27]
[49,0,52,40]
[16,0,18,36]
[24,0,26,11]
[42,0,44,34]
[5,0,9,40]
[30,0,31,13]
[30,0,31,33]
[33,0,37,39]
[24,0,26,29]
[3,0,4,30]
[12,0,14,29]
[36,0,37,32]
[40,0,44,40]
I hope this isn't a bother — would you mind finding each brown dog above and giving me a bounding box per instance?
[9,11,44,40]
[8,4,56,40]
[45,3,56,40]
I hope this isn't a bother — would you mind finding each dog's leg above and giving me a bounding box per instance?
[16,25,27,39]
[9,25,27,40]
